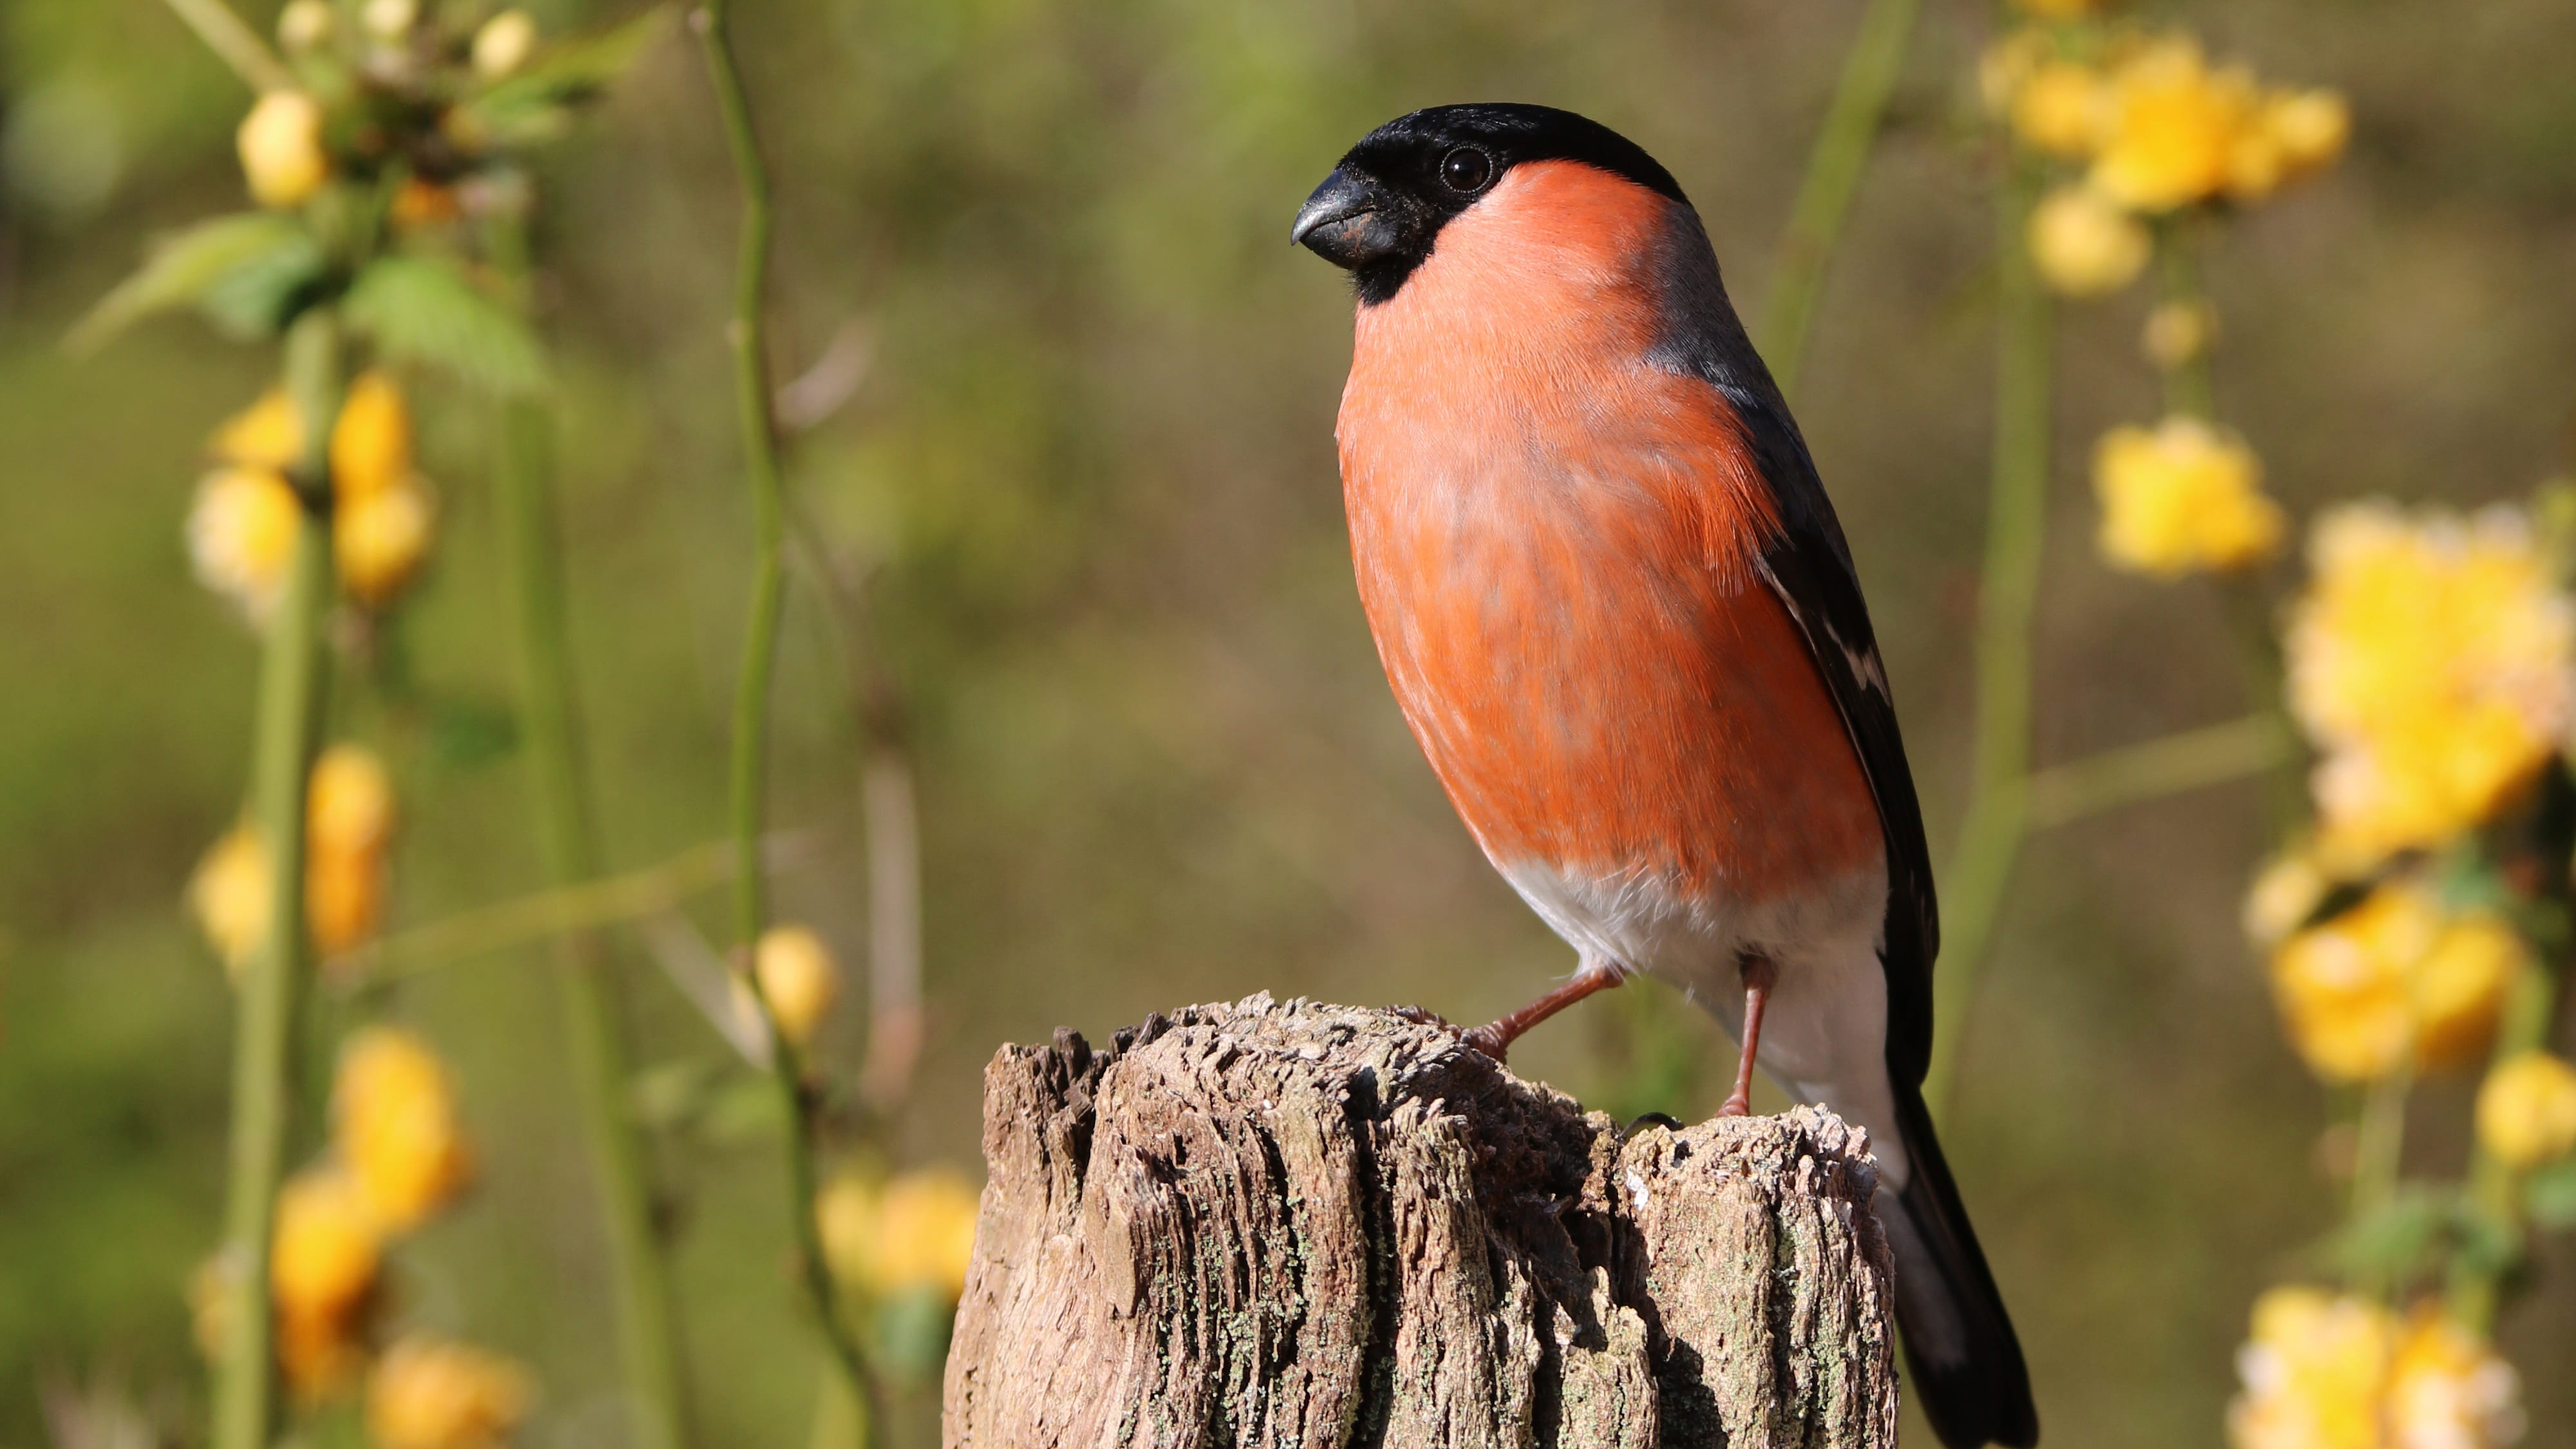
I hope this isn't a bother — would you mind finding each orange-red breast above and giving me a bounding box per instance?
[1295,104,2037,1449]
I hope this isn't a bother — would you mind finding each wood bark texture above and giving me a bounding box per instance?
[943,994,1898,1449]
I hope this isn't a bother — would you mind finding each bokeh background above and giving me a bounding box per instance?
[5,0,2575,1446]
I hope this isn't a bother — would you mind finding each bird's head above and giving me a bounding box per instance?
[1293,103,1689,306]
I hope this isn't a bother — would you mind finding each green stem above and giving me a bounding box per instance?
[1755,0,1920,398]
[211,309,341,1449]
[694,0,879,1420]
[334,833,822,988]
[492,221,694,1449]
[2153,215,2215,421]
[1925,161,2052,1116]
[2450,924,2567,1331]
[2019,712,2294,833]
[157,0,295,93]
[2349,1067,2412,1301]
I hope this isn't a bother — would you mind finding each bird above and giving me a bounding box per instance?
[1292,103,2038,1449]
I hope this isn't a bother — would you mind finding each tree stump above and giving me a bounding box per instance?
[943,994,1898,1449]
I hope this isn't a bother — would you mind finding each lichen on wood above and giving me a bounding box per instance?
[945,994,1898,1449]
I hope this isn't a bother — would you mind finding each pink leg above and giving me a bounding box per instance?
[1717,954,1778,1118]
[1460,963,1626,1063]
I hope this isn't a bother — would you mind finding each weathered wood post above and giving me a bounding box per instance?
[944,994,1898,1449]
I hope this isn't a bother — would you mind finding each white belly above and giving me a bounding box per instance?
[1499,857,1913,1187]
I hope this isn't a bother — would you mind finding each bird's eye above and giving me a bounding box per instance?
[1439,147,1493,193]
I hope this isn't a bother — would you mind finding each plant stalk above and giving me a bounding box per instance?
[2153,215,2216,421]
[492,315,694,1448]
[1925,161,2053,1116]
[694,0,880,1417]
[158,0,296,93]
[210,309,341,1449]
[1756,0,1921,398]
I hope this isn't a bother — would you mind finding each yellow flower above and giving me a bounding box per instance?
[238,91,329,209]
[1979,30,2053,118]
[2243,848,2329,945]
[2012,61,2105,158]
[2288,504,2575,865]
[337,476,437,608]
[307,847,388,959]
[2228,1286,2396,1449]
[188,466,303,621]
[332,373,415,501]
[2269,881,2520,1082]
[211,389,305,471]
[2475,1052,2576,1170]
[277,0,334,52]
[335,1026,474,1233]
[367,1337,533,1449]
[2266,90,2352,179]
[2231,1291,2520,1449]
[190,825,273,976]
[190,746,394,977]
[2387,1310,2522,1449]
[472,11,539,78]
[2143,299,2216,370]
[735,923,842,1047]
[2093,417,2285,576]
[2029,185,2149,297]
[272,1167,382,1322]
[818,1167,981,1301]
[310,745,396,858]
[2088,38,2255,212]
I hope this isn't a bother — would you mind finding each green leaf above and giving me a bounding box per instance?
[2528,1156,2576,1230]
[66,213,325,354]
[454,6,673,148]
[2322,1185,2454,1285]
[342,255,549,396]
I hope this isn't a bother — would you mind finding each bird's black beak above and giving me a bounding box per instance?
[1292,166,1399,270]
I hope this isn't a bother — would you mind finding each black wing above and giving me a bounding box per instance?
[1642,207,1939,1089]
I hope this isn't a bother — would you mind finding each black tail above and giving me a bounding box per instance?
[1878,1079,2038,1449]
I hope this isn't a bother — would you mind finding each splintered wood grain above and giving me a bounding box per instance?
[944,995,1898,1449]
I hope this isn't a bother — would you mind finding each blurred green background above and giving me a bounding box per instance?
[3,0,2574,1445]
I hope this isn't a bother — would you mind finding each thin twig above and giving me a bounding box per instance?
[2021,712,2296,832]
[1754,0,1921,398]
[692,0,882,1417]
[328,832,825,987]
[1925,160,2051,1117]
[158,0,297,93]
[491,209,696,1449]
[211,308,341,1449]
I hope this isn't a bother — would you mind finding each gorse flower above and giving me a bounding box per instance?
[266,1167,384,1398]
[366,1337,533,1449]
[2229,1290,2522,1449]
[2268,880,2521,1083]
[2243,847,2330,946]
[238,91,329,209]
[2093,417,2285,576]
[335,1026,474,1232]
[188,466,303,621]
[472,11,539,79]
[2011,61,2105,160]
[2088,37,2255,212]
[2029,184,2149,297]
[195,377,437,616]
[2475,1053,2576,1171]
[818,1166,981,1301]
[186,744,398,975]
[2286,504,2575,867]
[737,922,842,1047]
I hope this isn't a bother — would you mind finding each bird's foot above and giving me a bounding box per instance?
[1715,1091,1754,1118]
[1386,1005,1513,1063]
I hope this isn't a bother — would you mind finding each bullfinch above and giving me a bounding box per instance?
[1293,103,2039,1449]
